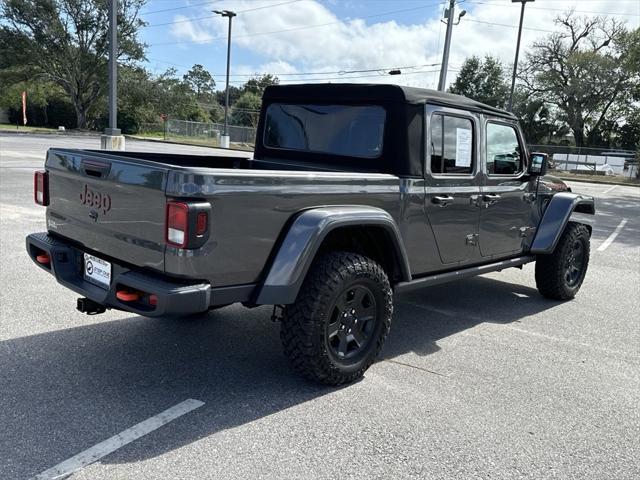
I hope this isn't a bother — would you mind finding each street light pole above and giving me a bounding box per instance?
[437,0,466,92]
[107,0,119,136]
[508,0,534,111]
[214,9,236,148]
[101,0,124,150]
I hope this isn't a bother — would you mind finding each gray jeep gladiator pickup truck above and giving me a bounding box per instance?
[27,84,595,385]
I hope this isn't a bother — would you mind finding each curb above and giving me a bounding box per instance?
[0,129,100,137]
[554,175,639,188]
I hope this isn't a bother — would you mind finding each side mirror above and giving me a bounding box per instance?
[529,152,548,176]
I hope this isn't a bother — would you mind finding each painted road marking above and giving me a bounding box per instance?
[597,218,628,252]
[32,399,205,480]
[602,185,617,195]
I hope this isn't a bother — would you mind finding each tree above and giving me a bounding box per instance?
[154,68,209,123]
[183,64,216,101]
[215,85,242,108]
[242,74,279,97]
[232,91,261,127]
[0,0,146,129]
[519,12,639,147]
[449,55,509,108]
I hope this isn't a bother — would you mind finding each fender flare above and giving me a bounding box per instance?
[530,192,595,255]
[255,206,411,305]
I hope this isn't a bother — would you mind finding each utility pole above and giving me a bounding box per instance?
[508,0,534,111]
[437,0,466,92]
[214,9,236,149]
[101,0,125,150]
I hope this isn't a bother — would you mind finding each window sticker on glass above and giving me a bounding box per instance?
[455,128,472,167]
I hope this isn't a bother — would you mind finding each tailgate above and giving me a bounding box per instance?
[45,148,169,271]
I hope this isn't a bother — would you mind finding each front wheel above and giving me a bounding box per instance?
[535,222,591,300]
[281,252,393,385]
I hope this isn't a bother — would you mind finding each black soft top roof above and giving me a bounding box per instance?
[263,83,516,119]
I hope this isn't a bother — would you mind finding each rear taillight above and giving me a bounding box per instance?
[34,170,49,206]
[166,202,189,248]
[165,201,211,249]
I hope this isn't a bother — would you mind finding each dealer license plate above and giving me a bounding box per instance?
[83,253,112,289]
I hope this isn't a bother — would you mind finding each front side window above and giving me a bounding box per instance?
[430,114,474,175]
[263,104,386,158]
[486,123,523,175]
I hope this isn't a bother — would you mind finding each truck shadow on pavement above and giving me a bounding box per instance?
[2,275,557,479]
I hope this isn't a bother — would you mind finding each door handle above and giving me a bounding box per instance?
[432,195,454,207]
[482,194,501,207]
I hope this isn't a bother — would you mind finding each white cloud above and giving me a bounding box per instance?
[168,0,640,89]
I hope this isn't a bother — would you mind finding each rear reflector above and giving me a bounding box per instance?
[196,211,208,236]
[116,290,141,302]
[36,253,51,265]
[166,202,189,248]
[34,170,49,206]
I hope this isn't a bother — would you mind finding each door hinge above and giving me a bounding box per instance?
[466,233,479,246]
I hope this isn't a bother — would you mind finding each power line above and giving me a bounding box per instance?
[145,0,304,28]
[148,1,445,46]
[141,1,220,16]
[145,58,442,78]
[464,18,555,33]
[466,0,640,17]
[144,61,457,84]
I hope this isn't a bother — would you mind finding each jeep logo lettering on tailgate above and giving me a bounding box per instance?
[80,184,111,214]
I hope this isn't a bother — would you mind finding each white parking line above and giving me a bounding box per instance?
[602,185,617,195]
[597,218,628,252]
[32,399,205,480]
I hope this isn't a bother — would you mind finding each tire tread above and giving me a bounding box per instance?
[535,222,590,300]
[281,251,393,385]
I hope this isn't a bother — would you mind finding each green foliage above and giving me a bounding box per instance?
[520,13,638,147]
[241,74,279,97]
[231,91,262,127]
[97,67,210,133]
[449,55,509,108]
[215,85,243,109]
[183,64,216,102]
[0,0,147,129]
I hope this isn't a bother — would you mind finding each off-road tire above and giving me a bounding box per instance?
[535,222,590,300]
[281,251,393,385]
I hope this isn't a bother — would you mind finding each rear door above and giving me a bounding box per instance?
[45,149,169,271]
[424,105,482,266]
[479,119,536,258]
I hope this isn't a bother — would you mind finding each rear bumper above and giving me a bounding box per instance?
[26,232,217,317]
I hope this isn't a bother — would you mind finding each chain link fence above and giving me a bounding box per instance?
[134,122,638,178]
[161,119,256,149]
[528,144,637,177]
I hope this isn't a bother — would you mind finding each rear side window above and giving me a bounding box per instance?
[486,122,523,175]
[263,103,386,159]
[430,114,474,175]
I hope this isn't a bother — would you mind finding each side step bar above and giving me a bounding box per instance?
[395,256,535,294]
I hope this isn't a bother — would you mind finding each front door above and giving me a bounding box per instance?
[479,119,536,258]
[424,106,482,266]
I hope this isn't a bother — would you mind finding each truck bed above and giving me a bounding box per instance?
[43,148,412,288]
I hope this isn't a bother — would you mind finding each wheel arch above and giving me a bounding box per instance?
[254,206,411,305]
[531,192,595,255]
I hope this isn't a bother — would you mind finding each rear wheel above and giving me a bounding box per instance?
[281,251,393,385]
[535,222,590,300]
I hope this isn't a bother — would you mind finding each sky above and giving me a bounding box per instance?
[138,0,640,91]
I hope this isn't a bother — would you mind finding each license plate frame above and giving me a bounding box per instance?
[83,253,112,289]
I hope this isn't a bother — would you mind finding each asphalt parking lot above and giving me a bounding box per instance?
[1,133,639,480]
